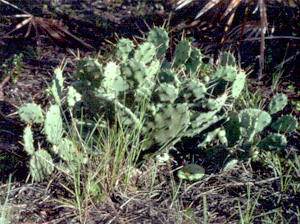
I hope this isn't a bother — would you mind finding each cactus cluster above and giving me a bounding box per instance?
[18,27,297,182]
[19,69,84,182]
[18,27,248,181]
[220,93,298,153]
[68,27,246,154]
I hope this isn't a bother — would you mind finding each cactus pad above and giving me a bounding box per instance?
[23,126,35,155]
[115,38,134,61]
[134,42,156,64]
[268,93,288,114]
[177,164,205,181]
[45,105,63,145]
[30,149,54,182]
[259,133,287,150]
[147,27,169,58]
[173,40,191,68]
[19,103,44,124]
[270,115,298,134]
[185,48,202,76]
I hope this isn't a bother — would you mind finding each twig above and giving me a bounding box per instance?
[98,182,125,224]
[198,176,280,190]
[0,69,12,100]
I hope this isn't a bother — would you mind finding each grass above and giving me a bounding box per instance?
[50,93,149,222]
[237,184,261,224]
[0,175,12,224]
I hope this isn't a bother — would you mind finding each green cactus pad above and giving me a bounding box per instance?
[158,69,180,86]
[57,138,77,163]
[102,62,121,94]
[134,42,156,64]
[144,103,190,149]
[220,52,236,67]
[231,71,246,99]
[198,128,221,147]
[152,84,179,104]
[30,149,54,182]
[19,103,44,124]
[173,40,191,68]
[271,115,298,134]
[268,93,288,114]
[50,68,64,105]
[121,60,147,87]
[211,66,237,82]
[239,109,271,132]
[185,48,202,76]
[239,109,271,142]
[259,133,287,150]
[115,38,134,61]
[146,60,160,78]
[23,126,35,155]
[201,98,221,111]
[178,80,206,103]
[187,94,226,137]
[177,164,205,181]
[147,27,169,58]
[239,109,252,129]
[45,105,63,145]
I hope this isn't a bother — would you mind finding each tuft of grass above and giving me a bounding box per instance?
[237,184,261,224]
[52,95,149,222]
[0,175,12,224]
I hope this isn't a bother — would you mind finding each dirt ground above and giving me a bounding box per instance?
[1,0,300,223]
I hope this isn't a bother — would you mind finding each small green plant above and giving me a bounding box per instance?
[288,84,300,112]
[2,53,24,83]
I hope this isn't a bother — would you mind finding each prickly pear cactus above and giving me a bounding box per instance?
[147,27,169,58]
[258,133,287,150]
[173,40,191,68]
[220,52,237,67]
[45,105,63,145]
[115,38,134,61]
[23,126,35,156]
[219,93,298,155]
[268,93,288,114]
[185,48,202,77]
[134,42,156,64]
[143,103,190,149]
[19,103,44,123]
[238,108,272,142]
[271,115,298,134]
[19,68,85,181]
[49,68,64,105]
[30,149,54,182]
[68,27,247,154]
